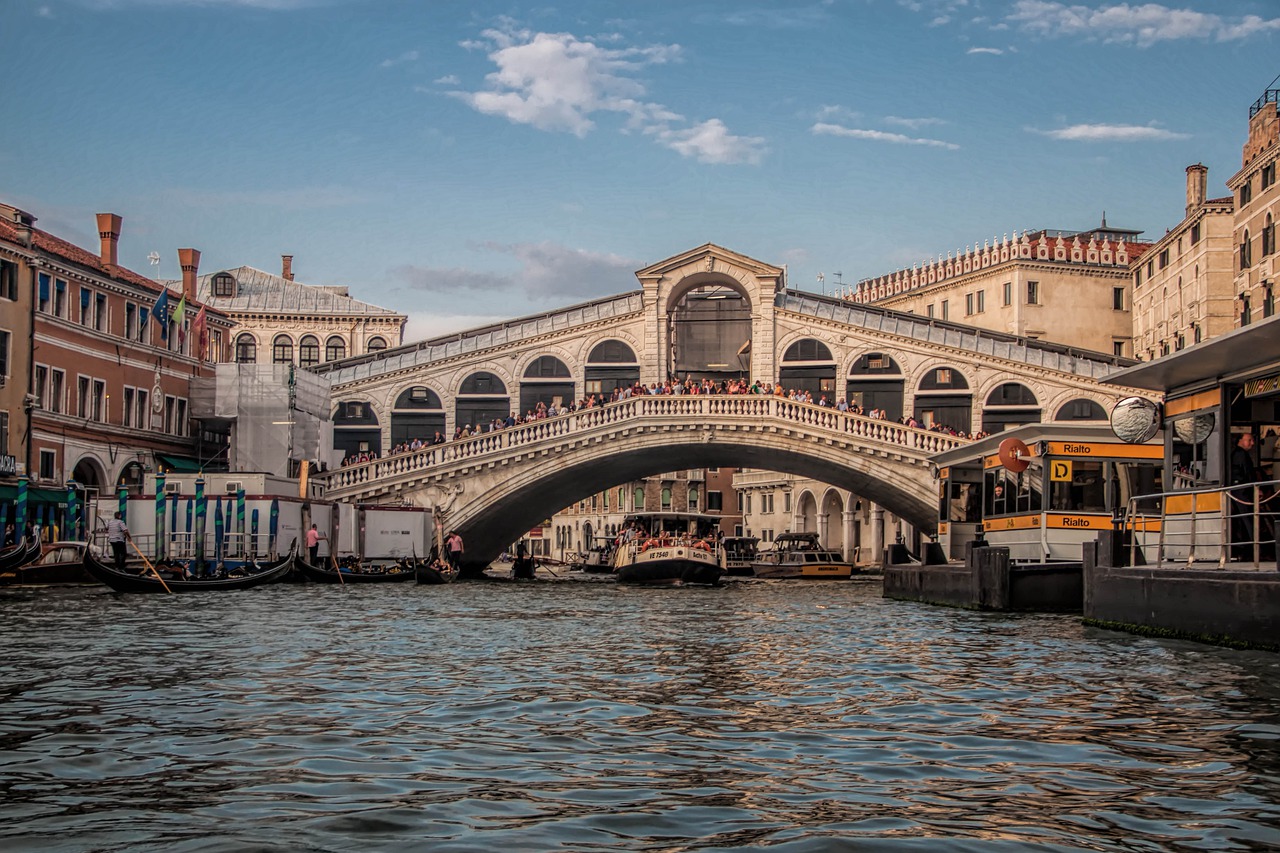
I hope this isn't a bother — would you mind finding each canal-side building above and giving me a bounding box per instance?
[0,203,233,520]
[1228,87,1279,328]
[0,206,34,495]
[1129,165,1236,360]
[847,222,1151,357]
[183,256,407,371]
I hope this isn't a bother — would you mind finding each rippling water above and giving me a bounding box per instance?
[2,577,1279,852]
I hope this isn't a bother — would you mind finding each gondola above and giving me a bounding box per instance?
[82,543,296,593]
[295,555,418,583]
[414,557,458,585]
[0,532,43,574]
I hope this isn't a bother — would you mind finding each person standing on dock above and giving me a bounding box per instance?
[1229,432,1261,560]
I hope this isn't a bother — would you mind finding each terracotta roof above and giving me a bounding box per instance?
[187,266,406,319]
[0,216,226,318]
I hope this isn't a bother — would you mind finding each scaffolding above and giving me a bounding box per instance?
[190,364,334,477]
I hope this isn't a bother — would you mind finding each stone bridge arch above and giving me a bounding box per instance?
[327,396,959,569]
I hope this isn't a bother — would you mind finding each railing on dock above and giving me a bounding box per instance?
[1124,479,1279,568]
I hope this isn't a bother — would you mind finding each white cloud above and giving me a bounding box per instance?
[403,311,511,342]
[1008,1,1280,46]
[433,74,460,86]
[391,241,639,302]
[884,115,946,129]
[1032,122,1190,141]
[648,119,767,165]
[967,46,1004,54]
[380,50,419,68]
[816,104,861,122]
[449,22,763,164]
[812,122,960,150]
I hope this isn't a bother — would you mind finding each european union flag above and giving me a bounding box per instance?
[151,289,170,340]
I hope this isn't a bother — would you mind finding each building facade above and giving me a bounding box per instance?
[847,224,1150,357]
[188,257,407,372]
[1227,88,1279,326]
[1130,165,1236,359]
[0,203,233,533]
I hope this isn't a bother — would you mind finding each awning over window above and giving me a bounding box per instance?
[154,453,204,473]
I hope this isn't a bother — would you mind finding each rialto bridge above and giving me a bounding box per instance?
[315,244,1145,567]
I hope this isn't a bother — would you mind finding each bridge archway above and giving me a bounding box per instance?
[584,340,639,397]
[779,338,836,400]
[334,400,380,460]
[1054,397,1107,421]
[520,355,574,414]
[914,365,972,433]
[455,371,510,433]
[848,352,904,419]
[982,382,1041,433]
[430,430,941,569]
[666,279,752,381]
[391,386,445,446]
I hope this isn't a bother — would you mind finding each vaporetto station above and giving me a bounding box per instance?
[316,244,1146,568]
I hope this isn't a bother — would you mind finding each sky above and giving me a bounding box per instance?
[3,0,1279,341]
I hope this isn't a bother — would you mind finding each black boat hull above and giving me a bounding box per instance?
[83,547,296,593]
[296,558,417,583]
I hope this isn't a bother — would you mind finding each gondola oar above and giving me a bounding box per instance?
[129,539,173,594]
[329,550,345,585]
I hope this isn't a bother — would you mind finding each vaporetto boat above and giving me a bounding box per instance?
[611,512,723,586]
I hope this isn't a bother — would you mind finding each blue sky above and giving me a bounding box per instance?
[3,0,1278,340]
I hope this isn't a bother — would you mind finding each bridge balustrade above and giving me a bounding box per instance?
[326,395,968,493]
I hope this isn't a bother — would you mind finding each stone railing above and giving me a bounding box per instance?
[326,395,968,494]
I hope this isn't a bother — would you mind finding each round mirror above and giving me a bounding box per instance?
[1110,396,1161,444]
[1173,413,1215,445]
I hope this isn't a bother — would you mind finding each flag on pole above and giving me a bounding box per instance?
[173,295,187,347]
[191,305,209,361]
[151,289,171,340]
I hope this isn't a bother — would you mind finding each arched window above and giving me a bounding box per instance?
[634,487,645,512]
[982,383,1041,433]
[325,336,347,361]
[522,355,573,413]
[272,334,293,364]
[298,334,320,367]
[367,336,388,353]
[1264,214,1275,257]
[456,372,509,430]
[585,340,639,396]
[234,334,257,364]
[1055,398,1107,421]
[661,487,672,509]
[780,338,836,398]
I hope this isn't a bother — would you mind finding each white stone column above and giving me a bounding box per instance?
[817,510,830,546]
[842,509,857,563]
[870,504,885,566]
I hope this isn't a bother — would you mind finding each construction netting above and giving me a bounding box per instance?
[190,364,335,476]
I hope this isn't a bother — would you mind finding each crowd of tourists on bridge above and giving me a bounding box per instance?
[337,376,981,467]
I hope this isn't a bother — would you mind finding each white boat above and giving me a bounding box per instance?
[751,532,856,579]
[719,536,759,576]
[612,512,723,586]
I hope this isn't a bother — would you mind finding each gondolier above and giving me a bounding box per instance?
[106,512,131,571]
[306,523,327,565]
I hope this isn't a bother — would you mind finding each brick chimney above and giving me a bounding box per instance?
[178,248,201,302]
[96,213,122,267]
[282,254,294,281]
[1185,164,1208,215]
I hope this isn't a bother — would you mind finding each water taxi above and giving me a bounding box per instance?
[611,512,723,585]
[750,532,856,579]
[719,535,759,576]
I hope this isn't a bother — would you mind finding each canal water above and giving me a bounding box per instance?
[1,578,1278,852]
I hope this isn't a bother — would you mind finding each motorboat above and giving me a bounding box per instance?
[751,532,856,579]
[611,512,723,586]
[719,536,759,576]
